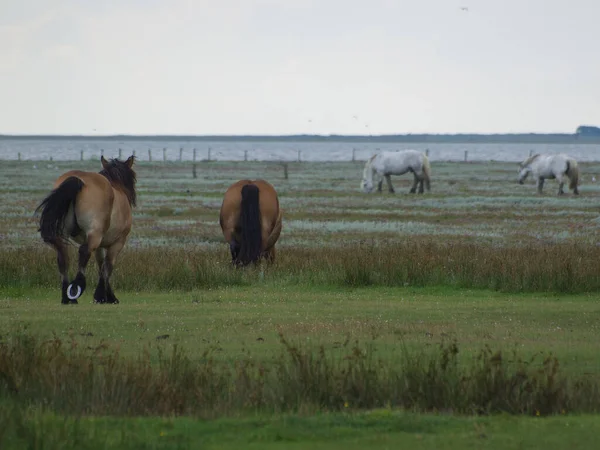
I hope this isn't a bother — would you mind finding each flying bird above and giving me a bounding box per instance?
[460,6,469,11]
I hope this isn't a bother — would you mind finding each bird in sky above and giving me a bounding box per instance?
[460,6,469,12]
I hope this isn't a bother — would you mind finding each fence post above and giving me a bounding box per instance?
[50,156,53,162]
[426,148,430,157]
[352,148,356,162]
[529,149,533,157]
[18,152,21,161]
[118,148,122,159]
[297,150,301,162]
[244,150,248,162]
[80,150,84,161]
[193,164,197,179]
[148,149,152,162]
[207,148,211,162]
[283,163,289,179]
[193,148,197,162]
[163,148,167,162]
[179,147,183,161]
[464,150,468,162]
[100,149,104,158]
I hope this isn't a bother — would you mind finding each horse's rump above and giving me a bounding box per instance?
[220,179,281,265]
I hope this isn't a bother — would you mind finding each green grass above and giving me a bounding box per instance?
[2,286,599,373]
[2,407,599,450]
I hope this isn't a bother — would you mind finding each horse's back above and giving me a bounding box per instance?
[52,170,126,242]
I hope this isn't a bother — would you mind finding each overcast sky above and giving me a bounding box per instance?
[1,0,598,135]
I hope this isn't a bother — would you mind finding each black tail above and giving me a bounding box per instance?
[238,184,262,265]
[36,177,84,245]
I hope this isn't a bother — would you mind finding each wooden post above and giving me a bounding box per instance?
[297,150,301,162]
[179,147,183,161]
[207,148,211,161]
[283,163,289,179]
[100,149,104,158]
[244,150,248,161]
[529,149,533,157]
[193,148,197,162]
[148,149,152,162]
[426,149,430,157]
[80,150,84,161]
[352,148,356,162]
[18,152,21,161]
[464,150,468,162]
[119,148,122,159]
[163,148,167,162]
[193,164,197,179]
[50,156,53,162]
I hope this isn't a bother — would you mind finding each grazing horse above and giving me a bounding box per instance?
[361,150,431,194]
[219,179,282,265]
[36,156,137,304]
[518,153,579,195]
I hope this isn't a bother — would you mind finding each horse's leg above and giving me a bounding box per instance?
[557,176,565,196]
[93,248,107,303]
[409,173,418,194]
[53,240,71,304]
[101,240,126,304]
[263,246,276,263]
[385,175,395,193]
[417,173,425,194]
[229,239,241,265]
[68,232,102,302]
[377,179,383,193]
[537,177,544,194]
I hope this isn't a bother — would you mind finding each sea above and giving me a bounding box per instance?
[1,139,599,163]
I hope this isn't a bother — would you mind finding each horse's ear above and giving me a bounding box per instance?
[126,155,135,168]
[101,156,109,169]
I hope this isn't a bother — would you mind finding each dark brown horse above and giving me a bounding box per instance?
[36,156,137,304]
[219,179,282,265]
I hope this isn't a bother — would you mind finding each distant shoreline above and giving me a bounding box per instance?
[1,134,600,144]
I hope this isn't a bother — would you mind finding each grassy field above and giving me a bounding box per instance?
[1,158,600,448]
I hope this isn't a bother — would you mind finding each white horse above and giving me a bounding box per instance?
[518,153,579,195]
[361,150,431,194]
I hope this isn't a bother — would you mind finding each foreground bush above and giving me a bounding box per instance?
[0,331,598,417]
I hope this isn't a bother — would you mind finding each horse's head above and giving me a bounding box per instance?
[360,177,374,193]
[517,163,531,184]
[100,156,137,205]
[361,157,376,193]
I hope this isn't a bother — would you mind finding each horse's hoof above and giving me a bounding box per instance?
[67,284,82,300]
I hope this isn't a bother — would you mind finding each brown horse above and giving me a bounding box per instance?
[36,156,137,304]
[219,179,282,265]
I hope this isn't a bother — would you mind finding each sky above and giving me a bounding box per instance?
[1,0,599,135]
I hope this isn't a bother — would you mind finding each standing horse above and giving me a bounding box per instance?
[219,179,282,265]
[35,156,137,304]
[360,150,431,194]
[518,153,579,195]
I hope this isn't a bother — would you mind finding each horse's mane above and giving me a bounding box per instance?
[99,158,137,206]
[521,153,540,167]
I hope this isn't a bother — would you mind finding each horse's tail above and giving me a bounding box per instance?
[36,176,84,245]
[422,154,431,192]
[566,159,579,191]
[238,184,262,265]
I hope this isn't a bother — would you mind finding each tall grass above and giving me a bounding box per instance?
[2,240,600,293]
[0,331,598,418]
